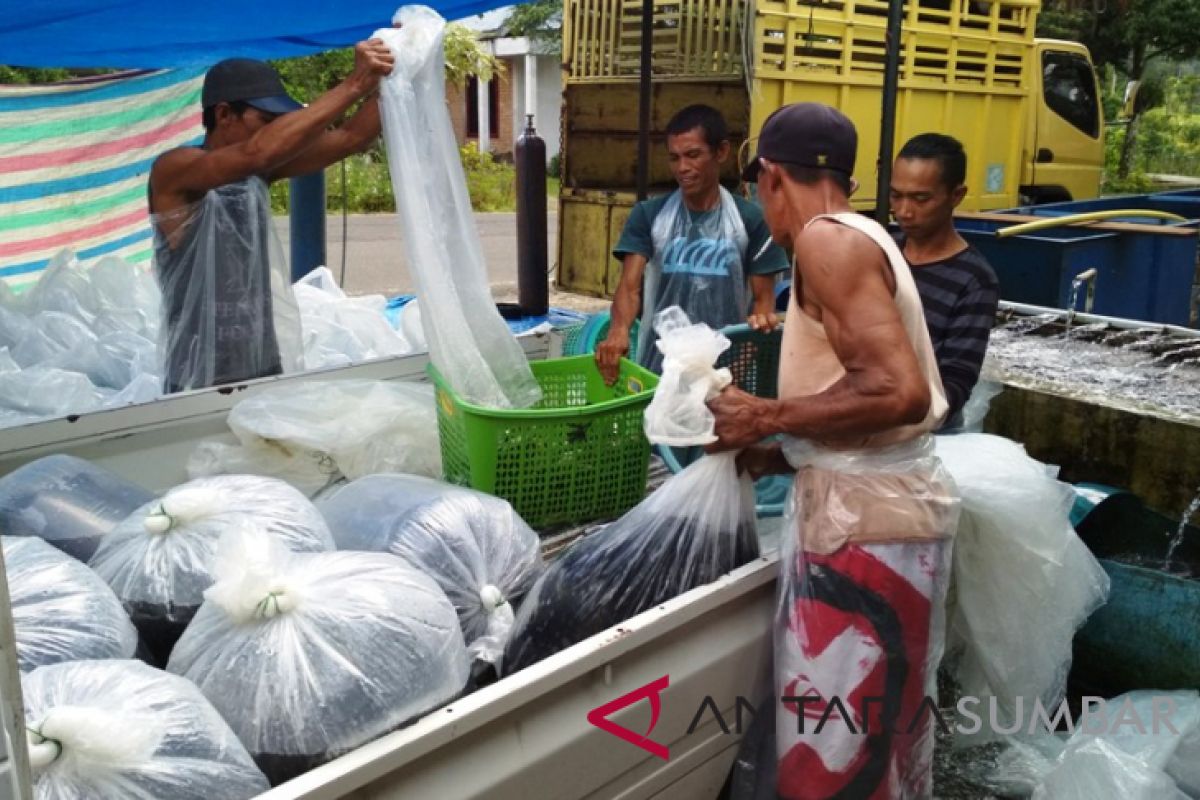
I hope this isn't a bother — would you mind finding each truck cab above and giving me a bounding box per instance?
[1024,39,1106,204]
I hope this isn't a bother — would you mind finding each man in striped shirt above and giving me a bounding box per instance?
[890,133,1000,431]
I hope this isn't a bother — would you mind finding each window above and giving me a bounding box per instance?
[1042,51,1100,138]
[466,76,499,139]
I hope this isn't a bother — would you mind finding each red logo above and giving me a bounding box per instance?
[587,674,671,760]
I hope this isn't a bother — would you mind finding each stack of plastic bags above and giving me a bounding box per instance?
[502,451,759,674]
[4,536,138,672]
[187,379,442,496]
[935,433,1111,729]
[0,251,162,428]
[23,659,268,799]
[987,690,1200,799]
[375,7,540,409]
[319,474,543,664]
[294,267,422,370]
[641,306,733,446]
[0,454,154,562]
[88,475,335,663]
[168,529,470,785]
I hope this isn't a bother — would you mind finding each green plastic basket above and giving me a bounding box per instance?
[429,355,659,529]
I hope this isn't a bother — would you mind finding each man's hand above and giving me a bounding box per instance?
[348,38,396,94]
[596,327,630,385]
[736,442,791,480]
[706,385,772,452]
[747,308,779,333]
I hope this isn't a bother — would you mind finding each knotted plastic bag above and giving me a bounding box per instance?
[0,454,153,562]
[502,451,758,674]
[187,379,442,496]
[88,475,334,664]
[4,536,138,672]
[641,306,732,445]
[23,659,268,800]
[167,529,470,785]
[935,433,1110,732]
[374,7,540,409]
[318,474,542,664]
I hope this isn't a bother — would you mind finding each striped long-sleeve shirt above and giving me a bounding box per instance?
[904,243,1000,430]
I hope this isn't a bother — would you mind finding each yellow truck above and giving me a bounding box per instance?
[556,0,1105,297]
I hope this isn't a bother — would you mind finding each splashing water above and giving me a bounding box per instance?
[1164,488,1200,570]
[984,320,1200,423]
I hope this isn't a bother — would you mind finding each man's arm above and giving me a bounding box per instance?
[150,40,392,205]
[937,278,999,420]
[747,274,778,332]
[596,253,647,384]
[267,94,382,181]
[708,223,931,450]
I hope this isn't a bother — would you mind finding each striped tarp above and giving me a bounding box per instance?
[0,68,205,291]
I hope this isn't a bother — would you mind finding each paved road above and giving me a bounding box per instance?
[273,212,608,313]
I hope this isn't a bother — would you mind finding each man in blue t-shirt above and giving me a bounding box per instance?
[596,105,790,381]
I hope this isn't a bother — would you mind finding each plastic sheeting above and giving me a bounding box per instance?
[637,188,749,373]
[188,379,442,496]
[318,474,542,664]
[502,451,759,674]
[987,690,1200,800]
[152,176,303,393]
[4,536,138,672]
[23,659,268,800]
[374,7,540,409]
[294,267,421,370]
[0,454,154,562]
[935,433,1110,730]
[0,251,163,427]
[641,306,732,446]
[88,475,334,663]
[167,529,470,785]
[774,436,958,800]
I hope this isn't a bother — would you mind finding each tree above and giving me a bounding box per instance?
[505,0,563,48]
[1040,0,1200,177]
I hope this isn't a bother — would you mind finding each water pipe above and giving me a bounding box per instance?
[996,209,1190,238]
[1073,268,1098,314]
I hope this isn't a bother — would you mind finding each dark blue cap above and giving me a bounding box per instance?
[202,58,303,114]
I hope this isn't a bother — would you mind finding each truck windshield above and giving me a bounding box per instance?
[1042,51,1100,138]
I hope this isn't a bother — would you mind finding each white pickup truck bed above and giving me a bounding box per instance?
[0,333,779,800]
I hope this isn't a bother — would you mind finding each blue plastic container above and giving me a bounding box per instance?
[956,204,1198,325]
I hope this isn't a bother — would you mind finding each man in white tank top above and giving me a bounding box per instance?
[708,104,960,800]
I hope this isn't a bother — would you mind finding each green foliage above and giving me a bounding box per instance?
[547,153,561,179]
[1102,74,1200,190]
[443,23,503,87]
[269,143,527,214]
[459,142,516,211]
[505,0,563,46]
[0,66,74,84]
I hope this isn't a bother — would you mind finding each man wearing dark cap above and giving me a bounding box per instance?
[148,38,394,392]
[705,103,959,799]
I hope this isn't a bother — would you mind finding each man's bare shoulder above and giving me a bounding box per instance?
[149,146,206,212]
[794,218,886,278]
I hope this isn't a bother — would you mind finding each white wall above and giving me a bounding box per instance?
[510,54,561,163]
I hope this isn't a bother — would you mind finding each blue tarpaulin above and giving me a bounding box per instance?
[0,2,509,69]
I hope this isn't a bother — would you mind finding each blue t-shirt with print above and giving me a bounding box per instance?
[613,191,788,372]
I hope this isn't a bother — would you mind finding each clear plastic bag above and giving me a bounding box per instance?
[318,474,543,663]
[374,8,540,409]
[637,187,749,372]
[0,454,154,562]
[23,659,268,800]
[294,266,419,370]
[167,529,470,785]
[151,176,302,393]
[775,435,957,800]
[935,433,1110,729]
[188,379,442,496]
[641,306,733,446]
[502,451,759,674]
[988,691,1200,800]
[3,536,138,672]
[88,475,334,664]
